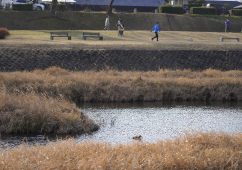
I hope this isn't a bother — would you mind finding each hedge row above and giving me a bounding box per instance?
[190,7,216,15]
[230,9,242,16]
[12,4,33,11]
[158,5,183,14]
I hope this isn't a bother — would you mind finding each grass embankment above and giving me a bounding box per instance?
[0,88,99,134]
[1,11,242,32]
[1,131,242,169]
[1,67,242,102]
[1,30,242,50]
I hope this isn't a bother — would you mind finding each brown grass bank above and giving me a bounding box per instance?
[2,31,242,51]
[1,67,242,102]
[1,131,242,169]
[0,89,99,134]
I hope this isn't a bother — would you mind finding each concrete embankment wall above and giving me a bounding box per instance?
[0,49,242,72]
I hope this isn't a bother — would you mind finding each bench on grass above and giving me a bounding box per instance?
[83,32,103,40]
[50,32,71,40]
[220,37,239,42]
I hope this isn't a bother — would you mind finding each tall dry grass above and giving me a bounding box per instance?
[1,131,242,169]
[0,89,99,134]
[1,67,242,102]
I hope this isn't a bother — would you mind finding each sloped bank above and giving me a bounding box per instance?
[0,90,99,134]
[0,49,242,72]
[1,66,242,103]
[1,11,242,32]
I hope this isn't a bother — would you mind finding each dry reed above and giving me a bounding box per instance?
[0,89,99,134]
[1,67,242,102]
[1,131,242,169]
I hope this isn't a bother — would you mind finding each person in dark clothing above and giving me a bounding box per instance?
[116,17,124,36]
[225,19,230,32]
[151,22,160,41]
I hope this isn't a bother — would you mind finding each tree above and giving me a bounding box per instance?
[224,3,231,10]
[107,0,115,14]
[49,0,58,16]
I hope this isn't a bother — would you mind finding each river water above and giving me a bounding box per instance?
[77,102,242,144]
[1,102,242,147]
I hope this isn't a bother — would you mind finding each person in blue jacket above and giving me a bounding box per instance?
[225,19,230,32]
[151,22,160,41]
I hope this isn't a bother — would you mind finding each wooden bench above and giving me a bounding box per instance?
[220,37,239,42]
[50,32,71,40]
[83,32,103,40]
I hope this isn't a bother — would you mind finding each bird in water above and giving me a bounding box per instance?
[133,135,142,140]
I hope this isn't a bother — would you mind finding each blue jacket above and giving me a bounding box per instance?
[225,20,230,27]
[151,24,160,32]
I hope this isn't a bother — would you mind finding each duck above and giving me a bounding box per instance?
[133,135,142,140]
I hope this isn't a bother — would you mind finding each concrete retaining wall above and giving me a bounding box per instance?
[0,49,242,72]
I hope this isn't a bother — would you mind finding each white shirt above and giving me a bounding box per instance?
[105,18,110,26]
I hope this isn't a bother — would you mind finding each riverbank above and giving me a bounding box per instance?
[1,131,242,169]
[0,89,99,134]
[1,67,242,102]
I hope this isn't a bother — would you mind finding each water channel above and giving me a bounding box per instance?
[1,102,242,147]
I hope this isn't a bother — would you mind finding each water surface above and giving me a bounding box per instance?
[1,102,242,146]
[77,101,242,144]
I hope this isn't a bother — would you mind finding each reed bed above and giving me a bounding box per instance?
[0,90,99,134]
[1,131,242,169]
[1,67,242,102]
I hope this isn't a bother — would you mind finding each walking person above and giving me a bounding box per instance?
[225,19,230,32]
[116,17,124,36]
[104,15,110,30]
[119,23,124,36]
[151,22,160,41]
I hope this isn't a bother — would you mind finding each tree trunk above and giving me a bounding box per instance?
[107,0,115,14]
[49,0,58,16]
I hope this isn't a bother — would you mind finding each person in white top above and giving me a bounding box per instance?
[104,15,110,30]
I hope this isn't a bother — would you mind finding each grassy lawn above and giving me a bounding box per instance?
[1,30,242,50]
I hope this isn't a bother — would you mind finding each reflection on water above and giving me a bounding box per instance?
[1,102,242,146]
[0,133,76,148]
[77,101,242,144]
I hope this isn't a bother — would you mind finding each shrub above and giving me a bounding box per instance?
[230,9,242,16]
[158,5,183,14]
[57,3,66,11]
[12,4,33,11]
[190,7,216,15]
[187,0,204,8]
[0,28,10,39]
